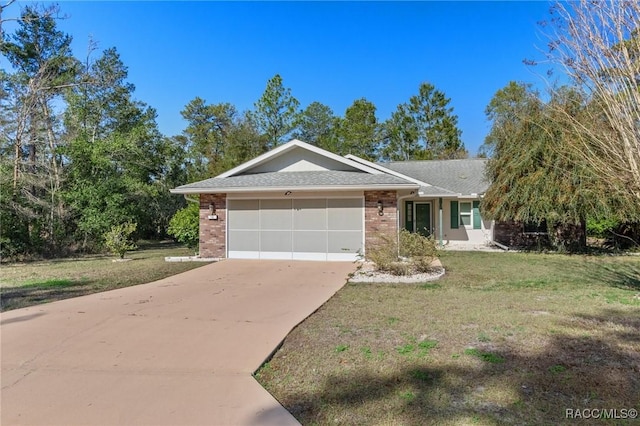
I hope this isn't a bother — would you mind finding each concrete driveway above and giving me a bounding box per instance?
[1,260,355,425]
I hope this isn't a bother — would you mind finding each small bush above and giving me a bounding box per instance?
[366,229,439,275]
[104,222,137,259]
[168,203,199,250]
[366,232,400,273]
[399,229,438,259]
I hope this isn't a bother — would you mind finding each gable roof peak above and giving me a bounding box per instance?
[216,138,384,178]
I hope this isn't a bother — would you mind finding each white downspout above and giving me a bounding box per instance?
[438,197,444,248]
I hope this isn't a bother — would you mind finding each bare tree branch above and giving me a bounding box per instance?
[0,0,18,33]
[541,0,640,203]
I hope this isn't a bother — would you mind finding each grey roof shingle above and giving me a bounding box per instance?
[173,170,416,192]
[380,159,489,195]
[417,185,457,196]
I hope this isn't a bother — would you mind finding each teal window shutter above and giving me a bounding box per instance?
[473,200,481,229]
[450,201,459,229]
[405,201,414,232]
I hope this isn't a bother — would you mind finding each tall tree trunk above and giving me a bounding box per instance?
[13,137,20,191]
[39,97,61,191]
[12,110,26,192]
[28,142,36,194]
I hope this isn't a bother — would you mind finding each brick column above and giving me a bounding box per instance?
[364,190,398,253]
[199,193,227,259]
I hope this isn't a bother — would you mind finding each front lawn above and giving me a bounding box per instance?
[0,241,208,312]
[256,252,640,425]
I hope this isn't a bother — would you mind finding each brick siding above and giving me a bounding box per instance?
[198,191,398,258]
[199,193,226,258]
[364,190,398,252]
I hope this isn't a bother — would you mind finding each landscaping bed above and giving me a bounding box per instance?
[349,259,445,283]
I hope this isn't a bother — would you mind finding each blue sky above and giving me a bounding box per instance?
[7,1,556,155]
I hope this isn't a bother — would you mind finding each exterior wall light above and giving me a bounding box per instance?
[208,203,218,220]
[284,191,292,196]
[377,200,384,216]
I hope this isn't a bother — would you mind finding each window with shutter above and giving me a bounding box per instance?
[450,201,459,229]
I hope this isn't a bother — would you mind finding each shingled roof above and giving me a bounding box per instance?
[172,170,417,193]
[380,159,489,195]
[171,139,490,196]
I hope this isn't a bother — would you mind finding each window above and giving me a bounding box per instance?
[451,200,481,230]
[460,202,472,227]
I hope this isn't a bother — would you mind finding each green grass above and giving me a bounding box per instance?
[360,346,372,359]
[548,364,567,374]
[334,344,349,353]
[0,241,208,311]
[19,278,78,288]
[464,348,505,364]
[409,369,433,382]
[396,343,415,355]
[256,251,640,425]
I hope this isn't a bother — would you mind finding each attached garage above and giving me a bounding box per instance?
[227,198,363,261]
[171,139,418,260]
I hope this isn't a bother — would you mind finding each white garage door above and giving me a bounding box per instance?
[227,198,363,261]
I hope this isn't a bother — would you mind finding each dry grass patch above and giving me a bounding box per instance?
[256,252,640,425]
[0,241,207,311]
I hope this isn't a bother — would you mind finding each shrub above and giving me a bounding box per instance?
[366,232,400,273]
[167,202,199,250]
[399,229,439,272]
[104,222,137,259]
[366,229,439,275]
[587,218,619,238]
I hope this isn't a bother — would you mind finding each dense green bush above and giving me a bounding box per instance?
[586,218,619,238]
[167,202,199,250]
[366,229,439,275]
[104,222,138,259]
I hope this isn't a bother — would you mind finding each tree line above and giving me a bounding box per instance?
[0,4,466,259]
[3,1,639,259]
[181,74,467,181]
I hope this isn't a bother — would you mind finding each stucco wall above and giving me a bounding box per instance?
[399,197,492,246]
[441,199,492,246]
[199,193,227,259]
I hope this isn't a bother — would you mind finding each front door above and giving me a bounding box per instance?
[415,203,431,236]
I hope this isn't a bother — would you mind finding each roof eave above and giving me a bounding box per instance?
[170,183,419,194]
[457,193,485,199]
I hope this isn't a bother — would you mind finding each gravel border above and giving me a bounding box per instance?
[348,259,445,283]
